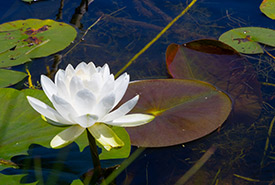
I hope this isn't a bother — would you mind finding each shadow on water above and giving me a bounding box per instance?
[1,143,123,185]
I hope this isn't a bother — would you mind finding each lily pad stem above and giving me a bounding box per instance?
[86,128,102,184]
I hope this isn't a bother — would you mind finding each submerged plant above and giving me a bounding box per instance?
[27,61,154,151]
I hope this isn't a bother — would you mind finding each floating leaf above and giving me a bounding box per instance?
[0,174,37,185]
[166,39,262,123]
[0,69,27,87]
[0,88,64,161]
[0,88,130,161]
[0,19,77,67]
[71,179,85,185]
[0,143,123,185]
[260,0,275,20]
[120,79,232,147]
[219,27,275,54]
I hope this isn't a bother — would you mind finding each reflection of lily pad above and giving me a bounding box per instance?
[0,88,130,162]
[260,0,275,20]
[219,27,275,54]
[0,69,27,87]
[0,19,77,67]
[120,79,232,147]
[166,39,262,123]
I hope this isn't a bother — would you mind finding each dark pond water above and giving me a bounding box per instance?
[0,0,274,184]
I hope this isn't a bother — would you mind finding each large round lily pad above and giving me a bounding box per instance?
[120,79,232,147]
[0,88,130,161]
[0,69,27,88]
[219,27,275,54]
[166,39,262,123]
[0,19,77,67]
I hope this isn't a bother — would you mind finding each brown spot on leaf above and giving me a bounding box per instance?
[24,28,36,35]
[24,25,49,35]
[233,35,252,44]
[23,36,42,45]
[37,25,49,32]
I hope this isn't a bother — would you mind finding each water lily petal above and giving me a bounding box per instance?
[102,95,139,122]
[41,115,71,127]
[55,70,70,99]
[52,95,78,122]
[27,96,73,125]
[75,62,87,71]
[54,69,65,83]
[64,64,75,87]
[106,113,155,127]
[74,89,96,115]
[96,66,102,72]
[69,76,84,98]
[113,73,129,107]
[88,123,124,151]
[87,62,97,76]
[41,75,56,101]
[101,64,110,79]
[95,93,116,118]
[86,73,102,94]
[73,114,98,128]
[98,74,115,100]
[83,79,98,95]
[65,64,75,77]
[50,125,85,148]
[76,69,86,80]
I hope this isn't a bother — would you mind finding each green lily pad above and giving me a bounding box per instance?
[166,39,262,123]
[121,79,232,147]
[260,0,275,20]
[0,143,123,185]
[71,179,84,185]
[0,88,130,162]
[0,19,77,67]
[0,69,27,87]
[219,27,275,54]
[0,88,64,161]
[0,174,37,185]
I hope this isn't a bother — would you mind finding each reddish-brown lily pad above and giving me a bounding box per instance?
[121,79,232,147]
[166,39,262,123]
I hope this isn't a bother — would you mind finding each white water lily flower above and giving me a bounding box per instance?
[27,62,154,151]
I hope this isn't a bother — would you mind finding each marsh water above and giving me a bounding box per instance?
[0,0,274,184]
